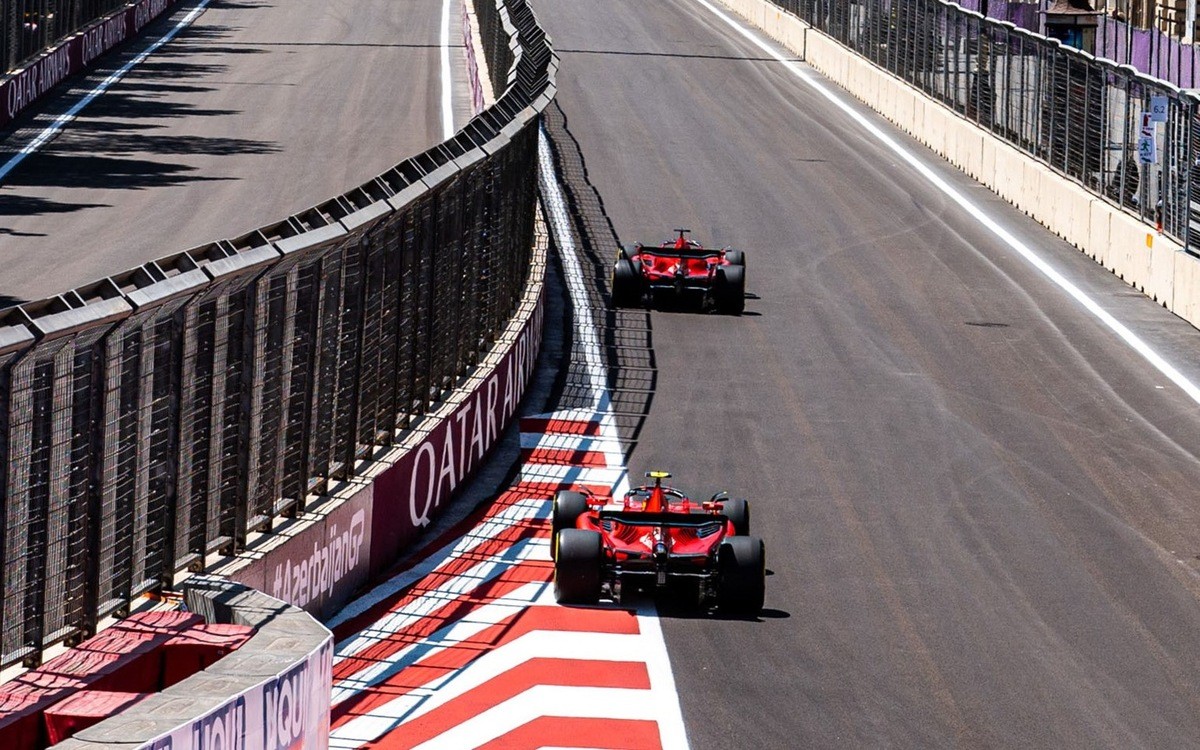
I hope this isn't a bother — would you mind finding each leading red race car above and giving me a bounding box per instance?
[611,229,746,314]
[551,471,766,614]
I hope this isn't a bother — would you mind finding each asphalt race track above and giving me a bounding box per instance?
[0,0,475,306]
[535,0,1200,746]
[11,0,1200,746]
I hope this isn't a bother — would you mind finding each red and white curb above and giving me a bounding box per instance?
[320,130,689,748]
[326,414,687,749]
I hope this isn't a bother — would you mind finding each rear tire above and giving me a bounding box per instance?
[720,498,750,536]
[723,249,745,266]
[555,529,603,604]
[717,536,765,615]
[612,259,641,307]
[551,491,589,559]
[717,265,745,314]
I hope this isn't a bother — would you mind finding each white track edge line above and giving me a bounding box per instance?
[696,0,1200,407]
[0,0,212,183]
[441,0,454,139]
[536,130,630,498]
[537,127,688,749]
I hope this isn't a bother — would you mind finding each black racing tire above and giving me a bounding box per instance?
[723,249,745,266]
[612,258,642,307]
[551,490,589,559]
[717,265,745,315]
[554,529,603,604]
[717,536,765,615]
[619,243,639,261]
[720,498,750,536]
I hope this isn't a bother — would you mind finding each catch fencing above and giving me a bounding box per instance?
[2,0,127,73]
[772,0,1200,256]
[0,0,554,668]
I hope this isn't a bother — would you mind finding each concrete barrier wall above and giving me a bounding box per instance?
[719,0,1200,327]
[53,576,333,750]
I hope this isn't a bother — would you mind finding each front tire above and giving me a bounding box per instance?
[717,536,765,615]
[555,529,603,604]
[551,491,589,559]
[720,498,750,536]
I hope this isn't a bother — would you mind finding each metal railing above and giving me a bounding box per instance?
[2,0,127,73]
[0,0,555,668]
[772,0,1200,256]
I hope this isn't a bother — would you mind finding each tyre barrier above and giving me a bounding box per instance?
[51,575,333,750]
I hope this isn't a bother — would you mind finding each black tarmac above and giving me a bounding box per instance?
[537,0,1200,747]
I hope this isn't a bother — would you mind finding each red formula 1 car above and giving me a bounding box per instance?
[551,471,765,614]
[611,229,746,314]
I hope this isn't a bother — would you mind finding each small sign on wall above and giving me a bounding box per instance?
[1138,134,1158,164]
[1150,96,1170,122]
[1139,112,1158,164]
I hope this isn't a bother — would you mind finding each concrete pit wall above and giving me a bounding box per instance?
[719,0,1200,329]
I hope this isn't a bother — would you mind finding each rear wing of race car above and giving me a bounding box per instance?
[638,247,723,259]
[598,510,727,528]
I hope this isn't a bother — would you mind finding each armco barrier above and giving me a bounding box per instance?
[1,0,185,129]
[720,0,1200,335]
[52,576,333,750]
[0,0,557,668]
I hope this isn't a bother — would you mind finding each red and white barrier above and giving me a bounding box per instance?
[152,637,333,750]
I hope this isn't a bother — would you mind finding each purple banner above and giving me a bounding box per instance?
[0,0,183,128]
[231,484,373,620]
[954,0,1040,31]
[370,293,545,576]
[1096,17,1200,89]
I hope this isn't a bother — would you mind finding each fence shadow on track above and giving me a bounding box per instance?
[542,101,657,451]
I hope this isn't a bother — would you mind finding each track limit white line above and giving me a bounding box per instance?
[440,0,455,139]
[695,0,1200,407]
[537,127,688,748]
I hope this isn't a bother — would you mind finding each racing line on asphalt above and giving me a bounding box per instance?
[688,0,1200,407]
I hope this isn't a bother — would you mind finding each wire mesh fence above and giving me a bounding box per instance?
[771,0,1200,256]
[0,0,554,668]
[2,0,128,73]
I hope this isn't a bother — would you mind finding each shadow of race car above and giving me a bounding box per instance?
[551,471,765,614]
[611,229,746,314]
